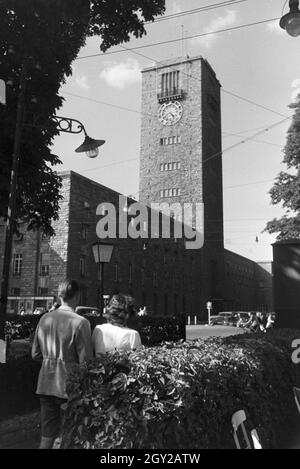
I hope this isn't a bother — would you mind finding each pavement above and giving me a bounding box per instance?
[186,324,245,340]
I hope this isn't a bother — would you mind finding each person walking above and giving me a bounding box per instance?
[92,294,142,355]
[256,312,266,332]
[266,312,275,330]
[32,279,93,449]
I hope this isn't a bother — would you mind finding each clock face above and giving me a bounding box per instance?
[158,101,183,126]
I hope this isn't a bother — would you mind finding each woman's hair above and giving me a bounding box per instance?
[104,294,137,326]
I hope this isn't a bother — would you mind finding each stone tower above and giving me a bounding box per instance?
[139,55,224,308]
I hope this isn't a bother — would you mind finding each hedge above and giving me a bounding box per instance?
[0,358,40,418]
[0,315,185,418]
[60,329,300,449]
[5,315,40,341]
[86,315,186,346]
[5,314,186,346]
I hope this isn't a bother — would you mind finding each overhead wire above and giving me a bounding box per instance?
[77,18,280,60]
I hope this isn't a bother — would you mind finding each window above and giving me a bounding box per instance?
[160,188,181,198]
[79,257,86,277]
[11,287,21,296]
[161,71,179,95]
[160,162,181,172]
[164,293,169,315]
[39,287,48,296]
[40,265,49,276]
[81,224,88,240]
[153,272,157,287]
[13,254,22,276]
[40,253,50,276]
[141,268,145,286]
[153,292,158,314]
[160,136,181,146]
[80,286,87,306]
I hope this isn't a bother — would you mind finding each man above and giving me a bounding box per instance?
[32,279,93,449]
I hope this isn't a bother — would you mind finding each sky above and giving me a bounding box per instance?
[52,0,300,263]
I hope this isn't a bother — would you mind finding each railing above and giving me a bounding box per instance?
[157,88,185,103]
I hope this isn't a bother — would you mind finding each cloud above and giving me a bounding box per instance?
[266,20,285,35]
[191,10,237,48]
[75,74,89,90]
[291,79,300,102]
[99,59,141,89]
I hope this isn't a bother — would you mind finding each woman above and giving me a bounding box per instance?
[92,294,142,356]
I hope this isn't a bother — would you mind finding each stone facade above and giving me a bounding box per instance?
[0,171,273,316]
[224,249,273,312]
[139,56,225,312]
[0,171,207,316]
[139,55,223,243]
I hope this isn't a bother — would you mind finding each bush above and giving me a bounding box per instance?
[89,315,186,346]
[128,315,186,346]
[1,314,185,419]
[61,329,300,449]
[5,314,186,347]
[0,358,40,418]
[5,315,40,341]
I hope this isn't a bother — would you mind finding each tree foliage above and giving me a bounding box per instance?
[265,98,300,239]
[0,0,165,234]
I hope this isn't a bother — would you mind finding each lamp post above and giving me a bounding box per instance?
[52,116,105,158]
[0,67,105,358]
[92,242,114,317]
[280,0,300,36]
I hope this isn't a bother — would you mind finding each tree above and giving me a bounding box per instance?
[0,0,165,234]
[265,97,300,239]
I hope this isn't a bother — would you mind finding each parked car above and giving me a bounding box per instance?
[210,312,236,326]
[75,306,101,317]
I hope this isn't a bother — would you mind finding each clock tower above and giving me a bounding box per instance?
[139,55,224,310]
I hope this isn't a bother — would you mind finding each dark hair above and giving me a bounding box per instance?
[58,279,79,302]
[105,294,137,326]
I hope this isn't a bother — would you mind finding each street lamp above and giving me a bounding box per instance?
[92,241,114,317]
[280,0,300,36]
[52,116,105,158]
[0,59,105,357]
